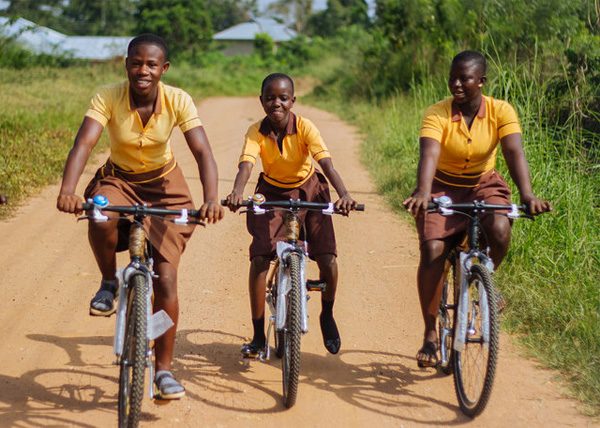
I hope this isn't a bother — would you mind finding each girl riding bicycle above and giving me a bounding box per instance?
[56,34,224,398]
[403,50,551,368]
[225,73,356,357]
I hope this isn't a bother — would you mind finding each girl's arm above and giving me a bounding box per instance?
[57,117,104,214]
[225,161,253,212]
[501,133,551,214]
[318,157,356,215]
[403,137,440,217]
[184,126,224,223]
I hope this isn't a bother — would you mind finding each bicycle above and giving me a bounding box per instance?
[429,196,536,417]
[225,194,364,408]
[81,195,204,428]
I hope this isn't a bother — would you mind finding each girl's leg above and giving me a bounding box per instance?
[315,254,341,354]
[416,238,454,364]
[153,257,178,372]
[88,215,119,314]
[482,215,512,268]
[248,255,271,347]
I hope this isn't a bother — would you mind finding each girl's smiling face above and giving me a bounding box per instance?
[448,60,485,105]
[125,43,169,99]
[260,78,296,129]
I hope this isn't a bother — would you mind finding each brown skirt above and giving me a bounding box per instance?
[84,158,195,267]
[247,171,337,260]
[416,169,511,243]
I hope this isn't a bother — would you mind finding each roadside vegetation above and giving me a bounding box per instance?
[1,0,598,414]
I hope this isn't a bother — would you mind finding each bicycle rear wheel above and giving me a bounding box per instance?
[281,252,302,408]
[438,252,458,375]
[118,273,148,428]
[452,263,498,417]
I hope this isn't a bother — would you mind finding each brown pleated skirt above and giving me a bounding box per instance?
[84,158,195,267]
[247,171,337,260]
[416,169,512,243]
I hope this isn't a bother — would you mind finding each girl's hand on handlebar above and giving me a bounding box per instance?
[521,194,552,215]
[57,193,84,215]
[224,190,244,212]
[335,193,356,216]
[403,190,430,217]
[199,200,224,224]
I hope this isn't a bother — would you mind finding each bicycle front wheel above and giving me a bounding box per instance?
[281,252,302,408]
[118,273,148,428]
[452,263,499,417]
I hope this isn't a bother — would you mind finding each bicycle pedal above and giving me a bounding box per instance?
[306,279,327,292]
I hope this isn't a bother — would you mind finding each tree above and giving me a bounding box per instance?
[135,0,213,57]
[268,0,313,33]
[306,0,370,37]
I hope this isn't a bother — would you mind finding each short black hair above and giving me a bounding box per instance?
[261,73,294,95]
[451,50,487,75]
[127,34,169,61]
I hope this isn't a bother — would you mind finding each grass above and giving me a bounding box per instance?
[307,62,600,414]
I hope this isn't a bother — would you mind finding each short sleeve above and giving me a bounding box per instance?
[300,117,330,161]
[239,126,261,165]
[419,105,444,142]
[497,101,522,139]
[85,88,111,127]
[176,91,203,133]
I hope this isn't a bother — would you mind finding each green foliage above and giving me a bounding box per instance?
[254,32,275,59]
[61,0,137,35]
[135,0,213,57]
[307,0,370,36]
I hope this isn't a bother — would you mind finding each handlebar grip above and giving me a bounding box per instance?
[82,202,92,210]
[220,199,252,207]
[354,204,365,211]
[427,203,437,210]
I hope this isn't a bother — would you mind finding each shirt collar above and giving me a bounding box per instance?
[259,112,297,140]
[127,81,163,115]
[451,96,486,122]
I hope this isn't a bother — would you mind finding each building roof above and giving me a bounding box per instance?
[0,17,131,60]
[213,18,296,42]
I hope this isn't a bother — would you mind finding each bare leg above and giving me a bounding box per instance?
[153,257,179,372]
[416,238,454,364]
[482,214,512,268]
[88,214,118,281]
[315,254,341,354]
[246,256,270,348]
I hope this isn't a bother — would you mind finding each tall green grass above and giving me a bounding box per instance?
[309,60,600,413]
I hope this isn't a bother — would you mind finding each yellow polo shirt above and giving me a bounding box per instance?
[420,96,521,176]
[239,114,331,188]
[85,81,202,173]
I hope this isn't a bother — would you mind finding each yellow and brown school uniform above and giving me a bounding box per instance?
[240,113,336,259]
[83,81,202,266]
[417,95,522,242]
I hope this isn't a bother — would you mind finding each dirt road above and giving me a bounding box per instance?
[0,97,594,427]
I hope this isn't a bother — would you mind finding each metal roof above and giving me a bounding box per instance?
[0,17,131,60]
[213,18,297,42]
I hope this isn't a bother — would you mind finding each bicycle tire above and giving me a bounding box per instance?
[118,273,148,428]
[438,252,458,375]
[452,263,498,417]
[281,252,302,408]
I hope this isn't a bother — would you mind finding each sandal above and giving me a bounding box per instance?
[240,341,265,359]
[416,341,439,368]
[320,313,341,355]
[154,370,185,400]
[89,280,118,316]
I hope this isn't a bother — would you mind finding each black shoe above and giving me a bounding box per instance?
[240,340,265,358]
[89,280,117,316]
[320,313,341,354]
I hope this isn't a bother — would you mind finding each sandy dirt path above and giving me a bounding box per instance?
[0,97,595,427]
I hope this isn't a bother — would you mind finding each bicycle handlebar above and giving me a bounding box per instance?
[220,197,365,212]
[427,196,533,219]
[82,202,202,218]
